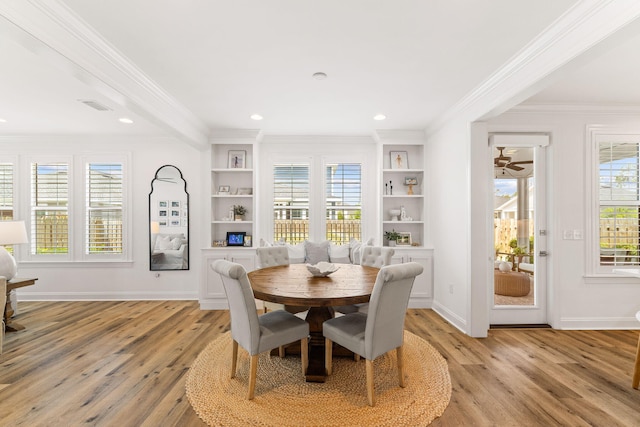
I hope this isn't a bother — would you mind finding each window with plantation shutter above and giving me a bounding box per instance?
[325,163,361,244]
[273,164,310,243]
[31,162,69,254]
[0,163,13,221]
[598,140,640,267]
[86,163,123,254]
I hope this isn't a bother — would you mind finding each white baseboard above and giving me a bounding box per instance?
[18,291,198,301]
[557,316,640,330]
[431,300,467,334]
[408,296,433,309]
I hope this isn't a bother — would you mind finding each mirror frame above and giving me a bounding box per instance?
[148,165,189,271]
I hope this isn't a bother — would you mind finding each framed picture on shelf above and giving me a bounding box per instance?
[244,235,252,247]
[237,187,253,195]
[226,231,246,246]
[396,232,412,246]
[404,177,418,185]
[228,150,246,169]
[390,151,408,169]
[218,185,230,195]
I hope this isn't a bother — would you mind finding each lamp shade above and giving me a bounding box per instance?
[0,221,28,280]
[0,220,28,245]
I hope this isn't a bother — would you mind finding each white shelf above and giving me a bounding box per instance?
[211,220,254,224]
[382,169,423,173]
[383,195,423,198]
[212,194,253,198]
[383,220,424,224]
[212,168,254,173]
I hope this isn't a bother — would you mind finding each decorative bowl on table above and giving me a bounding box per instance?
[306,262,340,277]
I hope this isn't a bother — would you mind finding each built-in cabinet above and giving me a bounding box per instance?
[381,142,425,247]
[201,251,255,309]
[390,247,434,308]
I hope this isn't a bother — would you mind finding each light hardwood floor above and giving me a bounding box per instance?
[1,301,639,426]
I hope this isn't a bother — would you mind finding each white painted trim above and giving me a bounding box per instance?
[18,291,198,301]
[0,1,209,148]
[431,300,468,334]
[557,316,640,330]
[428,0,640,135]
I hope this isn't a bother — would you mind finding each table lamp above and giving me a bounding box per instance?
[0,220,29,281]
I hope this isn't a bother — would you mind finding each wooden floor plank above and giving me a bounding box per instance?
[1,302,640,426]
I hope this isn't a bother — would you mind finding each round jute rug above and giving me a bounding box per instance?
[186,330,451,426]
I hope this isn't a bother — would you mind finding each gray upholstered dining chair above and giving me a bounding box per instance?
[323,262,423,406]
[210,259,309,400]
[255,246,289,313]
[335,246,395,315]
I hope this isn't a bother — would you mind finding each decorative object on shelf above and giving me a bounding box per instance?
[228,207,235,221]
[218,185,230,195]
[244,235,253,247]
[0,220,29,280]
[228,150,246,169]
[400,206,412,221]
[384,229,401,246]
[226,231,246,246]
[306,261,340,277]
[389,209,401,221]
[237,187,253,195]
[397,232,412,246]
[212,240,227,247]
[389,180,393,195]
[233,205,247,221]
[390,151,408,169]
[404,177,417,195]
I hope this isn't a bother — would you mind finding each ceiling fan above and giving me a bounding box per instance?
[494,147,532,171]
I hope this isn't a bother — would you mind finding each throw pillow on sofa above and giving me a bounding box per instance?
[329,242,351,263]
[305,240,330,264]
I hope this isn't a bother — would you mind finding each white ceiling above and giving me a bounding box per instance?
[1,1,640,142]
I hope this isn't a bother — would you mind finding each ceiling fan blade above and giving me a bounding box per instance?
[506,164,524,171]
[509,160,533,165]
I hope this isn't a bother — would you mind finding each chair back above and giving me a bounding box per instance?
[360,246,394,268]
[256,246,289,268]
[210,259,261,354]
[365,262,423,359]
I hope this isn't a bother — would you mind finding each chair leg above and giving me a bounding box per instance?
[325,338,333,375]
[366,359,375,406]
[301,337,308,376]
[397,345,405,387]
[231,340,238,378]
[354,353,360,362]
[279,345,285,357]
[633,333,640,389]
[247,354,259,400]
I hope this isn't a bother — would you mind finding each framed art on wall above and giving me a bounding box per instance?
[228,150,246,169]
[390,151,408,169]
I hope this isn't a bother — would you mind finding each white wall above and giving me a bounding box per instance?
[487,108,640,329]
[427,117,473,333]
[1,136,203,301]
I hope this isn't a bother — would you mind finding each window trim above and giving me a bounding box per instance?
[587,126,640,275]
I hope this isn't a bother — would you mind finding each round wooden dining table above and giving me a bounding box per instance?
[248,263,380,382]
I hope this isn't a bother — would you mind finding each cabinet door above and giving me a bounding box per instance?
[202,254,228,300]
[407,253,433,306]
[230,253,255,272]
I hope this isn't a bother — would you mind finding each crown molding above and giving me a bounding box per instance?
[0,1,209,149]
[509,103,640,115]
[427,0,640,135]
[372,129,427,143]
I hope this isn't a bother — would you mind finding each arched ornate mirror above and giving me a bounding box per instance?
[149,165,189,270]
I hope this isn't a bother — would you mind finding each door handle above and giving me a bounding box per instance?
[539,251,548,257]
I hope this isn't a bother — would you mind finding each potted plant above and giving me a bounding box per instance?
[233,205,247,221]
[384,229,400,246]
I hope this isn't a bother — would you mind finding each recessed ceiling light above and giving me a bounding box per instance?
[119,117,133,124]
[373,114,386,121]
[312,72,327,80]
[250,114,263,121]
[0,118,6,123]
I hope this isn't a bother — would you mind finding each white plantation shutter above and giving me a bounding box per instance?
[86,163,123,254]
[273,164,309,243]
[599,141,640,266]
[0,163,13,221]
[325,163,362,244]
[31,162,69,254]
